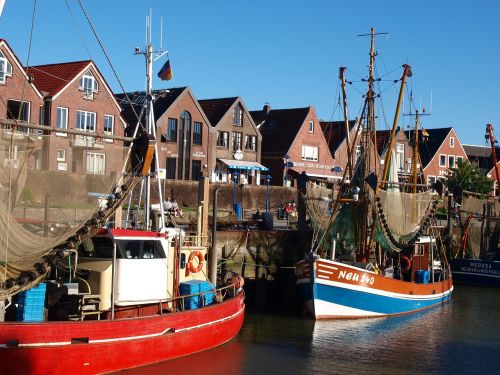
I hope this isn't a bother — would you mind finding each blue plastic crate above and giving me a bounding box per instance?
[416,270,430,284]
[179,280,215,310]
[16,283,46,322]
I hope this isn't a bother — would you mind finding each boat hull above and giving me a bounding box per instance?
[296,258,453,319]
[0,292,245,375]
[449,258,500,287]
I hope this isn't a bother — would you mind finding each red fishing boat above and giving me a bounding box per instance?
[0,8,244,373]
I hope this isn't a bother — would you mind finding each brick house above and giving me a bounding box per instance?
[199,97,266,185]
[320,120,359,181]
[27,60,126,174]
[0,39,44,129]
[118,87,213,181]
[375,127,414,182]
[250,105,335,187]
[407,127,467,185]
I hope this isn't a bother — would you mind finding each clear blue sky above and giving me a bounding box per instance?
[1,0,499,146]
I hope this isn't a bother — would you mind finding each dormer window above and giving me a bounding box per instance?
[0,51,13,84]
[80,70,98,96]
[309,120,314,133]
[233,105,243,126]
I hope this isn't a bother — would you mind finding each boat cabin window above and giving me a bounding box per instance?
[78,237,166,259]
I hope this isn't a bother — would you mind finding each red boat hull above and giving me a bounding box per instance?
[0,293,245,374]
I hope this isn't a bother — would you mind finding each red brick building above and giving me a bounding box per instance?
[199,97,266,185]
[27,60,126,174]
[118,87,213,181]
[0,39,44,129]
[250,105,335,186]
[375,127,413,182]
[407,127,467,185]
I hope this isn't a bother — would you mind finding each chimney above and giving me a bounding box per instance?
[263,103,271,115]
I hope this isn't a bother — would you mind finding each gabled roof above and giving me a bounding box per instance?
[250,107,310,155]
[0,39,43,99]
[26,60,91,96]
[320,120,356,155]
[406,127,452,168]
[116,87,187,128]
[374,127,407,156]
[463,144,500,159]
[198,97,238,127]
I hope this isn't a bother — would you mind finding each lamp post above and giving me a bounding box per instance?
[283,154,290,187]
[232,170,239,206]
[265,175,271,213]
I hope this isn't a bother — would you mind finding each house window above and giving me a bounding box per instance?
[80,70,98,95]
[232,131,242,151]
[309,120,314,133]
[233,105,243,126]
[77,110,96,132]
[396,143,404,170]
[166,158,176,179]
[193,122,202,145]
[302,145,318,161]
[245,135,256,151]
[448,155,455,169]
[56,149,66,161]
[104,115,114,135]
[427,175,436,185]
[449,137,455,148]
[7,100,30,122]
[439,154,446,167]
[56,107,68,130]
[167,118,177,141]
[457,156,463,165]
[191,160,202,181]
[86,152,105,175]
[0,51,13,83]
[217,131,229,148]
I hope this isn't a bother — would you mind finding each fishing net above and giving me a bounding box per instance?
[0,129,129,297]
[302,183,335,230]
[459,196,500,258]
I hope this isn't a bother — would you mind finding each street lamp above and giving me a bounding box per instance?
[265,175,271,213]
[232,171,239,206]
[283,154,290,187]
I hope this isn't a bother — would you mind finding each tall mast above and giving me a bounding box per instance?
[381,63,412,188]
[411,110,420,193]
[339,67,352,179]
[137,14,168,230]
[486,124,500,191]
[366,28,377,177]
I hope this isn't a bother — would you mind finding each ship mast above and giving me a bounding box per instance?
[486,123,500,191]
[136,14,168,230]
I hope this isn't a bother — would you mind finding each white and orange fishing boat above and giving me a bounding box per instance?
[0,8,244,373]
[296,28,453,319]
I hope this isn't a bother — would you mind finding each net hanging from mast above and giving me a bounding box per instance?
[0,128,130,297]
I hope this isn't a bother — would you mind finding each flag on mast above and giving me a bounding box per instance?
[157,59,173,81]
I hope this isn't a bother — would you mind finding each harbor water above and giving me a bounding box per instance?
[120,285,500,374]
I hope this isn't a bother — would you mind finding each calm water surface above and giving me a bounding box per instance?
[120,286,500,374]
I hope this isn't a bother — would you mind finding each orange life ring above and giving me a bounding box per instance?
[400,255,411,273]
[186,251,204,276]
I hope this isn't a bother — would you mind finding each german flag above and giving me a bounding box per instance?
[157,59,173,81]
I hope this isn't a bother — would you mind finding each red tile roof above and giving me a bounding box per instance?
[26,60,91,96]
[320,120,356,155]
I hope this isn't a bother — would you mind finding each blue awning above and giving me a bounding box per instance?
[219,159,269,171]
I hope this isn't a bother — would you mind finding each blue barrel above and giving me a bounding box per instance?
[233,203,242,220]
[416,270,430,284]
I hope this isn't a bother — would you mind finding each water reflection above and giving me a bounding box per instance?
[118,286,500,374]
